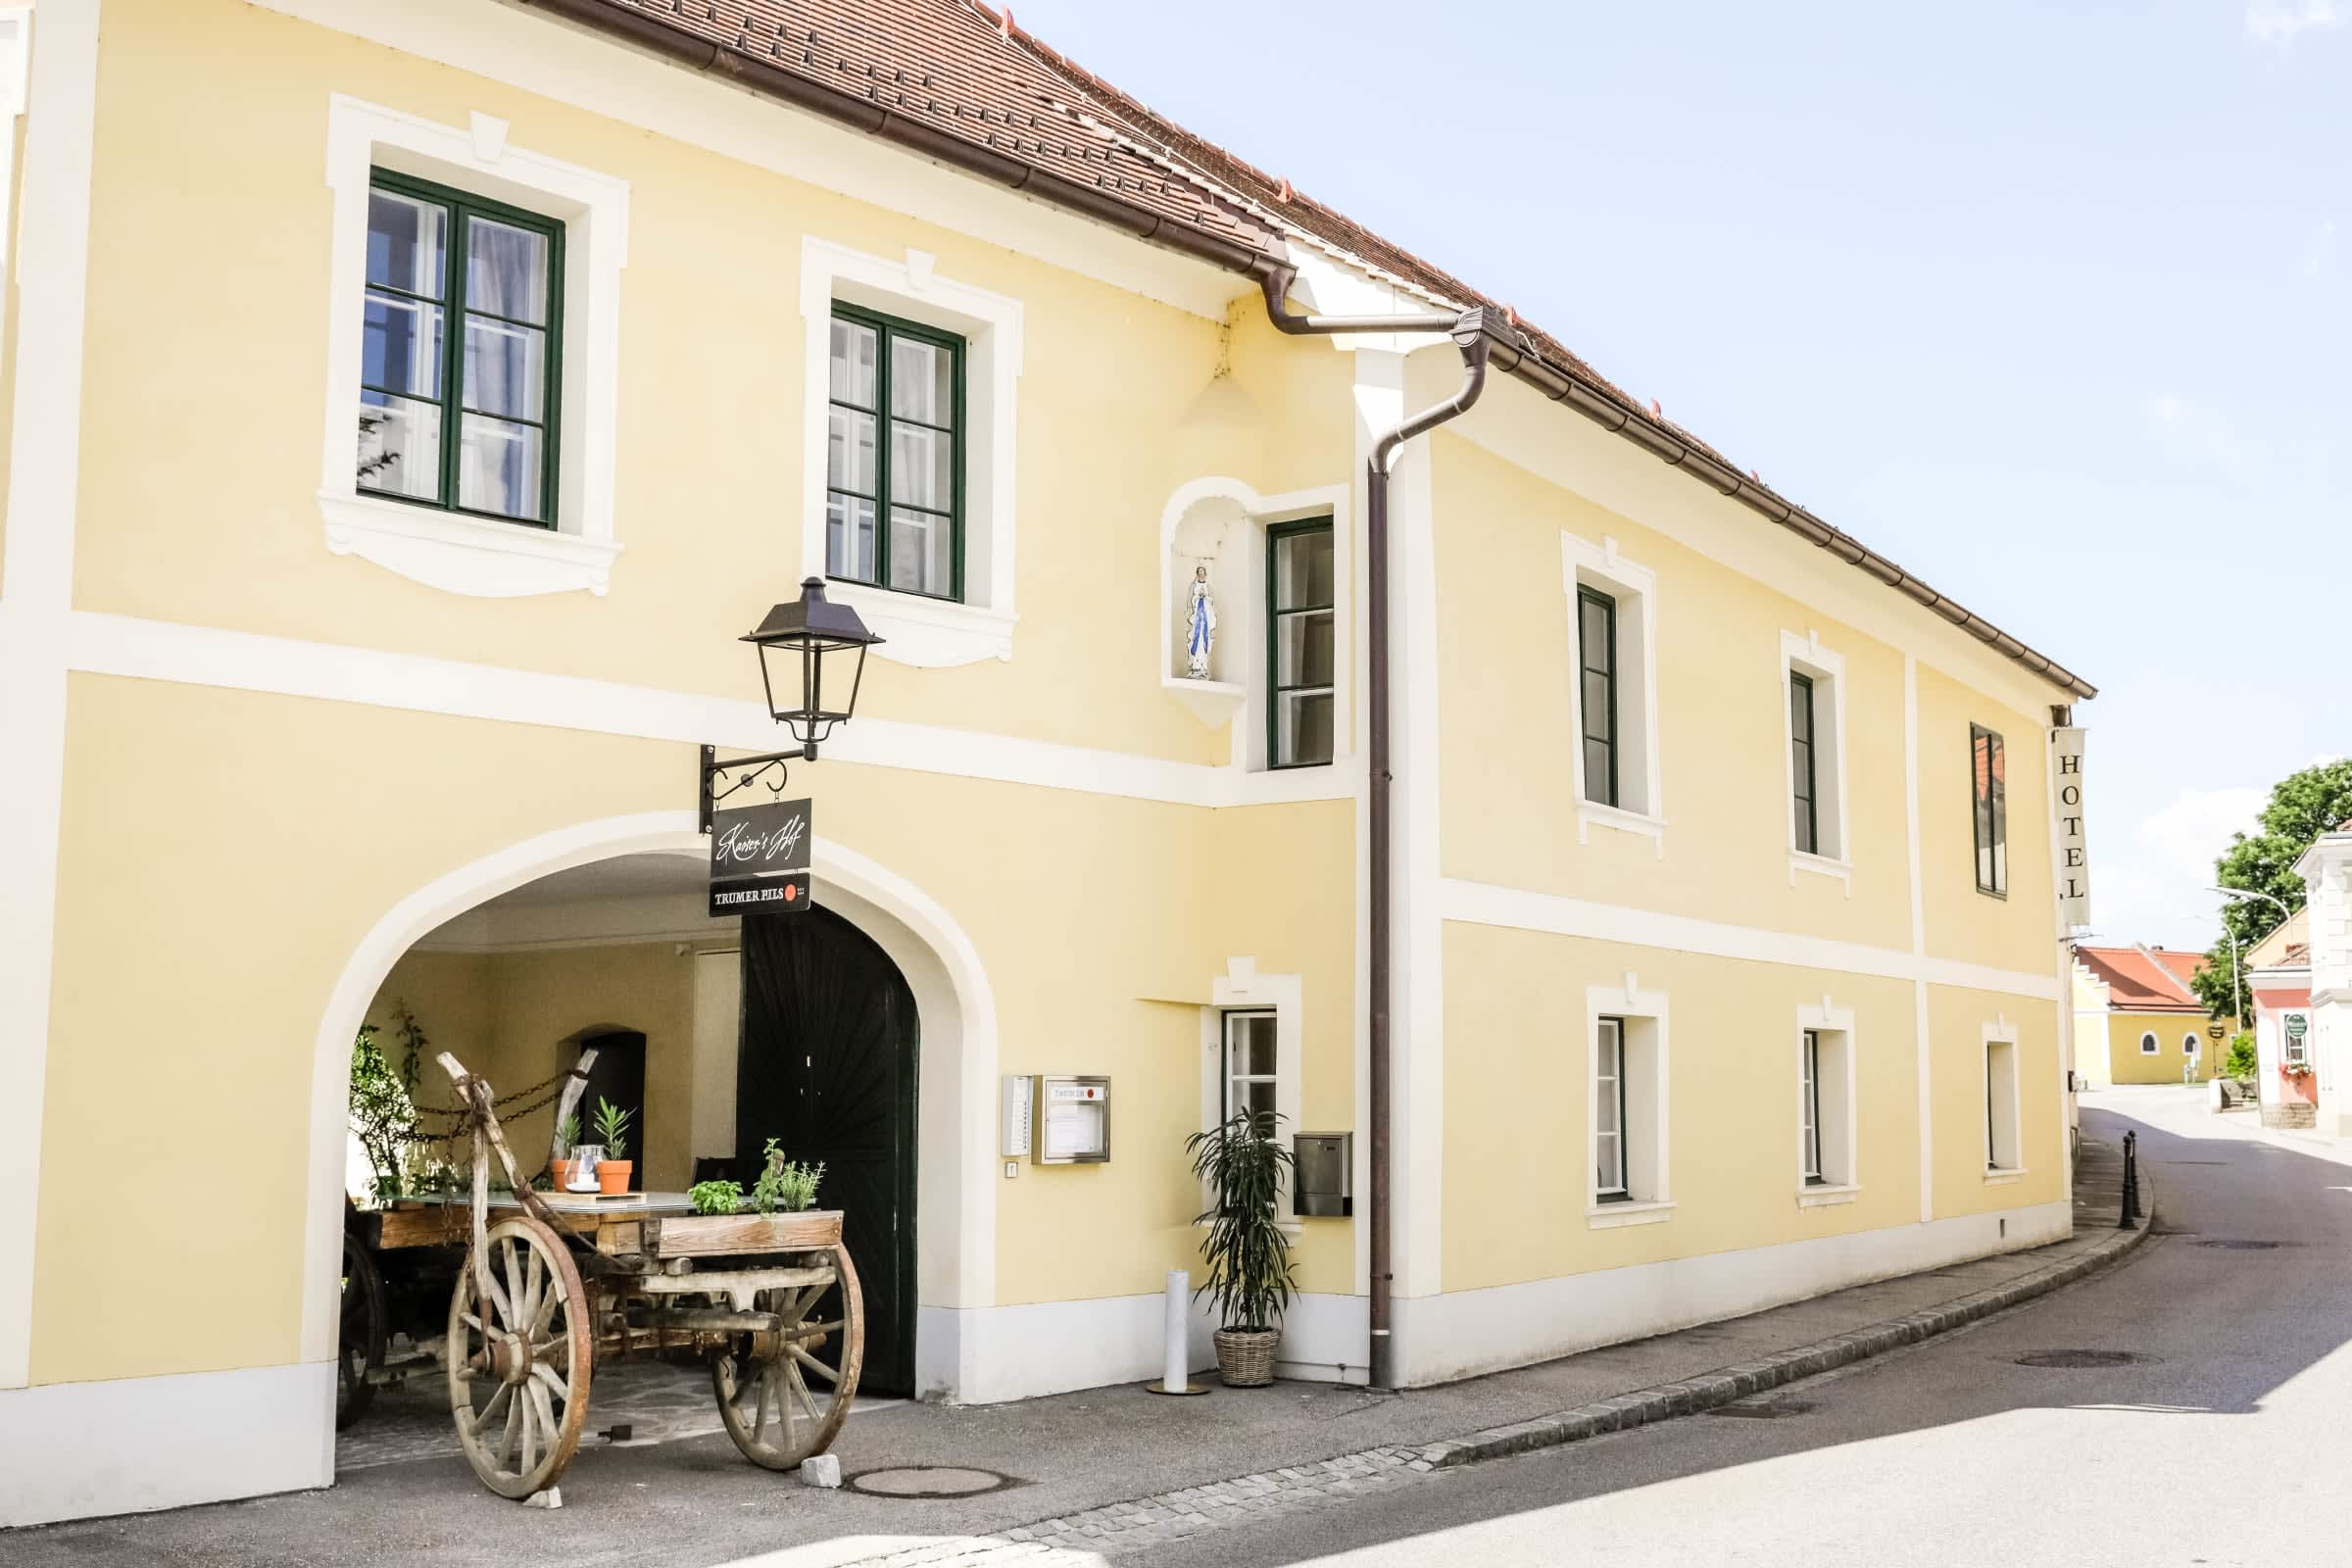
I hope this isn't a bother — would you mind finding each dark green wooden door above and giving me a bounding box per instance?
[738,907,919,1396]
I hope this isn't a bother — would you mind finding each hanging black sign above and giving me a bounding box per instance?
[709,798,812,916]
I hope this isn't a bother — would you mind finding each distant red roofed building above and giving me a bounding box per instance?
[2072,943,2230,1086]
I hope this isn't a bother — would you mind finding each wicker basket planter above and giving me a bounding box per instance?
[1213,1327,1278,1388]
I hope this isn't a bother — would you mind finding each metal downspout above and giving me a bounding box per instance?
[1263,270,1497,1392]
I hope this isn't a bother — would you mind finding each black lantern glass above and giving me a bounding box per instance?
[743,577,883,759]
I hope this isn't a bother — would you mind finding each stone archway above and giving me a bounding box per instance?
[299,810,998,1422]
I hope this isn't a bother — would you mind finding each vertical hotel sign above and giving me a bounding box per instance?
[2053,728,2090,929]
[710,798,811,916]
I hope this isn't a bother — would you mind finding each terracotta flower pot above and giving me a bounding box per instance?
[551,1158,578,1191]
[596,1160,634,1196]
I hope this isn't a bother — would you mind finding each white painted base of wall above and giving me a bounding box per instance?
[0,1360,332,1529]
[1395,1200,2073,1387]
[916,1290,1368,1405]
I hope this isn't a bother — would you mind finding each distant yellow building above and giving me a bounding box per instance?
[0,0,2094,1525]
[2072,945,2228,1085]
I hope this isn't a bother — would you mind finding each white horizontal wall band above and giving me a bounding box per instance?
[54,610,1353,810]
[1396,1198,2071,1387]
[1440,875,2062,1002]
[0,1361,334,1528]
[919,1289,1366,1404]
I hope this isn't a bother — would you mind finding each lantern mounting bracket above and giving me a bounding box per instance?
[699,744,799,836]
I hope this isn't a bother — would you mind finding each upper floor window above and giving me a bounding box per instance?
[1971,723,2008,896]
[1267,518,1335,768]
[1578,585,1619,807]
[1790,672,1820,856]
[360,171,563,527]
[826,304,963,601]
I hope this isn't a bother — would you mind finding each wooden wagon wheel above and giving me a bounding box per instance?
[336,1233,386,1432]
[446,1214,593,1499]
[711,1242,864,1470]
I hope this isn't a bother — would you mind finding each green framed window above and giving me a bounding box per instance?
[1595,1015,1628,1200]
[1577,586,1618,807]
[1790,671,1819,856]
[1970,723,2007,896]
[826,303,964,601]
[1266,518,1335,768]
[1799,1029,1824,1184]
[359,170,563,526]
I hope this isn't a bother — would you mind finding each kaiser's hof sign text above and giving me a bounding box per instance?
[710,798,811,916]
[2053,727,2089,930]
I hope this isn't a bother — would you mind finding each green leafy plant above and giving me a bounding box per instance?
[349,1021,418,1201]
[592,1098,633,1162]
[751,1138,825,1214]
[1185,1109,1297,1333]
[689,1180,745,1215]
[2192,760,2352,1020]
[2225,1030,2259,1081]
[554,1111,581,1158]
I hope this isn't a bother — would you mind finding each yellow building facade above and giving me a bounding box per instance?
[2071,944,2224,1086]
[0,0,2093,1524]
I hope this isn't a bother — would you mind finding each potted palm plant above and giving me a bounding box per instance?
[591,1098,634,1195]
[1185,1108,1297,1387]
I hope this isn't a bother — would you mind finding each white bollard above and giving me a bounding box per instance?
[1146,1268,1206,1395]
[1163,1268,1190,1392]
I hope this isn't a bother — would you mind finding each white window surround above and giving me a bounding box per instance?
[2139,1030,2159,1054]
[1984,1017,2025,1182]
[1562,531,1665,857]
[1588,976,1672,1227]
[2182,1032,2199,1056]
[318,95,630,597]
[799,237,1021,667]
[1782,628,1851,891]
[1796,997,1859,1205]
[1196,957,1304,1231]
[1157,476,1352,768]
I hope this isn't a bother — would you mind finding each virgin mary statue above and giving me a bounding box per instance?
[1186,564,1217,679]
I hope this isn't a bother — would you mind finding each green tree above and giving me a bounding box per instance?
[2192,760,2352,1020]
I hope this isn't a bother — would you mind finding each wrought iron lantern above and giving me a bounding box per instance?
[743,576,883,760]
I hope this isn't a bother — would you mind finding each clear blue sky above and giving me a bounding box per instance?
[1015,0,2346,949]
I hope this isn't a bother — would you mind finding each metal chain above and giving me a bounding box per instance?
[404,1067,586,1148]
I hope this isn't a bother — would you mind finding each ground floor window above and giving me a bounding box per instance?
[1985,1032,2022,1173]
[2139,1030,2158,1054]
[2182,1031,2199,1057]
[1595,1015,1628,1199]
[1800,1029,1823,1183]
[1222,1008,1278,1132]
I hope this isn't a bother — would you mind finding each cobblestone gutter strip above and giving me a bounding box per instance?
[846,1194,2155,1566]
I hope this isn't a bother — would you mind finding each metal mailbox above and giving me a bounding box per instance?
[1035,1075,1110,1164]
[1293,1131,1352,1217]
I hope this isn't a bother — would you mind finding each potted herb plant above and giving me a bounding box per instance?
[592,1098,634,1195]
[551,1111,583,1191]
[1185,1108,1297,1387]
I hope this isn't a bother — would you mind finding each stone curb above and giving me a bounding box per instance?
[839,1172,2155,1565]
[1416,1178,2157,1472]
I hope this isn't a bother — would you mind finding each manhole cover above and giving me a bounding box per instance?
[2190,1239,2292,1250]
[1705,1398,1815,1419]
[848,1466,1013,1498]
[2011,1349,2154,1369]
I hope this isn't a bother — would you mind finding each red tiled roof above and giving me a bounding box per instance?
[548,0,2094,698]
[2076,946,2206,1013]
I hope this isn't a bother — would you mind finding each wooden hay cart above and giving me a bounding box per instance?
[373,1052,863,1500]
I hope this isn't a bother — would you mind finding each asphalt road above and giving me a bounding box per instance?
[1123,1092,2352,1568]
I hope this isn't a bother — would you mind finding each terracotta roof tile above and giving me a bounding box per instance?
[2076,946,2206,1012]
